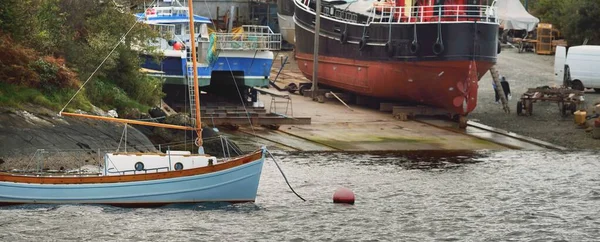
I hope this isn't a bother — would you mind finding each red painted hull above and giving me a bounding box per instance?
[295,53,494,115]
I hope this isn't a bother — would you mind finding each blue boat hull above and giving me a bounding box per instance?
[0,158,264,205]
[141,53,274,87]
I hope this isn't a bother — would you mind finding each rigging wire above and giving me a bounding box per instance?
[116,124,129,153]
[59,0,157,114]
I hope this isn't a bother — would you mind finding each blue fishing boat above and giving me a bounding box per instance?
[135,0,281,93]
[0,0,267,207]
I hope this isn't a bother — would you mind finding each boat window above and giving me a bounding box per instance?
[134,162,145,171]
[194,23,201,37]
[174,162,184,171]
[175,24,182,35]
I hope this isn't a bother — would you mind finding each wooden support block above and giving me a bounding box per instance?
[392,106,451,118]
[380,103,401,112]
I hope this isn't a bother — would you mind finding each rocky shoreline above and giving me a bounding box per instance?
[0,105,156,170]
[0,105,234,171]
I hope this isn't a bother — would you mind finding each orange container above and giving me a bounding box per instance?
[574,110,587,125]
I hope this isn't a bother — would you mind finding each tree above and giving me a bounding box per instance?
[0,0,164,110]
[527,0,600,45]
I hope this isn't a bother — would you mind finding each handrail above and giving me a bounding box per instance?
[297,0,498,25]
[106,166,170,175]
[369,5,499,24]
[369,5,497,24]
[212,33,282,51]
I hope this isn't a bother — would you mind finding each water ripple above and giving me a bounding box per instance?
[1,150,600,240]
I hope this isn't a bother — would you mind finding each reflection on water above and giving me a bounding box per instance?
[1,150,599,241]
[283,150,485,170]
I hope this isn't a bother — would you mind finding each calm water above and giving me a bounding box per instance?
[1,150,599,241]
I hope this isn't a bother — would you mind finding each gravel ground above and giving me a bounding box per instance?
[470,47,600,150]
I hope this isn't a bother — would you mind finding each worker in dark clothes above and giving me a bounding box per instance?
[494,76,512,103]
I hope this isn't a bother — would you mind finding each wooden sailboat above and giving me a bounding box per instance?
[0,1,266,207]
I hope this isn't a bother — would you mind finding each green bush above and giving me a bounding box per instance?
[85,78,151,113]
[29,58,59,92]
[1,0,164,112]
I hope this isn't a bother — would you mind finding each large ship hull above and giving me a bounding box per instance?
[293,0,499,115]
[295,52,491,114]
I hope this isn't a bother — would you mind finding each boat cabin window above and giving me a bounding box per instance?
[183,23,203,37]
[194,23,202,36]
[175,24,182,35]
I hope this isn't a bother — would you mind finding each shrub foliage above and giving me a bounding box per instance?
[0,0,163,111]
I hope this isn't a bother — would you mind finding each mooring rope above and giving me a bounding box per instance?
[266,150,306,202]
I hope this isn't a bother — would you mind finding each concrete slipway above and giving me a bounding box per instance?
[221,88,548,152]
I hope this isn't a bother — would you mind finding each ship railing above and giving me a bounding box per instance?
[106,166,170,175]
[212,25,282,51]
[145,6,189,18]
[4,145,175,176]
[369,5,498,24]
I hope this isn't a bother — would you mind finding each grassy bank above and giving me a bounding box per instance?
[0,0,163,114]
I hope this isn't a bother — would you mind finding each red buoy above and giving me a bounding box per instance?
[333,187,355,205]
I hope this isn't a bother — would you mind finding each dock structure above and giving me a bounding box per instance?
[200,104,311,126]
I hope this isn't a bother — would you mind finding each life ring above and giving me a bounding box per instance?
[339,31,348,44]
[358,38,367,51]
[385,42,394,57]
[409,40,420,55]
[432,42,445,55]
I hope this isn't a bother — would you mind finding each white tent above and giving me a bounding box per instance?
[494,0,540,32]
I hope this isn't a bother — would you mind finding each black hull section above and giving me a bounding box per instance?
[294,5,498,62]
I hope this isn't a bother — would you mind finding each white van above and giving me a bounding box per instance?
[554,45,600,92]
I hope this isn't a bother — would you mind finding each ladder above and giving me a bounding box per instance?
[186,47,197,124]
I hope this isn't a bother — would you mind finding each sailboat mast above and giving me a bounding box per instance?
[187,0,203,147]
